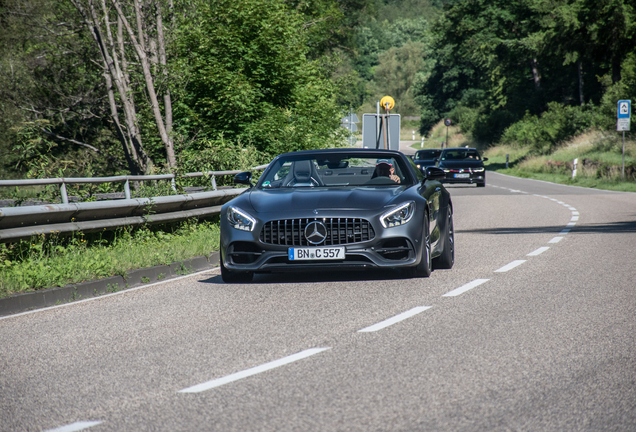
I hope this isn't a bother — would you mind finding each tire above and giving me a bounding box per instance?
[433,206,454,270]
[220,254,253,283]
[408,217,432,278]
[476,182,486,187]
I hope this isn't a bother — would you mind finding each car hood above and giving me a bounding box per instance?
[438,160,485,169]
[247,187,405,213]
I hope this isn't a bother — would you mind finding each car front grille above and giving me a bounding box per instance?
[260,218,375,246]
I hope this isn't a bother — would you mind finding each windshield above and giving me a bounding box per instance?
[258,154,409,188]
[440,149,482,161]
[415,149,441,159]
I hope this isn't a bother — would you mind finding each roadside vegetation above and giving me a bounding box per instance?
[0,219,220,297]
[485,131,636,192]
[1,0,634,294]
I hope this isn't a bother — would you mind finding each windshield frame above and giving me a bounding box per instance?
[256,151,415,189]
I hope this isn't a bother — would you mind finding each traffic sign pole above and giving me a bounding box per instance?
[617,100,631,179]
[444,119,452,149]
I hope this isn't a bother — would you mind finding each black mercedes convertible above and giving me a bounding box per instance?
[219,148,454,283]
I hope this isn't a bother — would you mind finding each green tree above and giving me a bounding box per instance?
[371,41,428,114]
[175,0,346,158]
[0,0,125,178]
[414,0,635,142]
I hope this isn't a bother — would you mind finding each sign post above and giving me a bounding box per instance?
[443,118,452,149]
[617,100,631,179]
[362,96,400,150]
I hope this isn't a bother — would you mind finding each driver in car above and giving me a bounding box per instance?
[372,162,401,184]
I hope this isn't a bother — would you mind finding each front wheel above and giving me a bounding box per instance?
[408,219,432,278]
[433,206,454,269]
[220,254,253,283]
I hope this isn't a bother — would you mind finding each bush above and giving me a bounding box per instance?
[500,102,605,154]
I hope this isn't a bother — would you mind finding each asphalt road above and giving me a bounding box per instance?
[1,167,635,431]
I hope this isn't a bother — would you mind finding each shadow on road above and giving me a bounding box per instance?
[199,267,413,285]
[457,220,636,235]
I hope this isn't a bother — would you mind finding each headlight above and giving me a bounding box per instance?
[227,206,256,231]
[472,167,485,172]
[380,201,415,228]
[416,164,421,169]
[442,169,450,172]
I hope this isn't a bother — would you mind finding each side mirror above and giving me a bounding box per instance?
[234,171,253,187]
[425,166,446,181]
[483,157,489,161]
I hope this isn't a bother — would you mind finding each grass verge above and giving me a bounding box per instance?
[484,131,636,192]
[0,218,221,298]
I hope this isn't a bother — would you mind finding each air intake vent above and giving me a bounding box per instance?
[260,218,375,246]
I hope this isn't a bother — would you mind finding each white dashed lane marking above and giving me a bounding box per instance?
[358,306,432,332]
[443,279,490,297]
[527,247,550,256]
[549,236,564,243]
[43,421,103,432]
[178,348,331,393]
[494,260,526,272]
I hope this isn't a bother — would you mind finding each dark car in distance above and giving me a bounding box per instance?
[436,147,488,187]
[219,148,454,283]
[413,149,442,172]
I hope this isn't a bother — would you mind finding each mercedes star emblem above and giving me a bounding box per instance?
[304,221,327,245]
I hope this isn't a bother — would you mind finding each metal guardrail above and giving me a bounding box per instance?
[0,164,269,203]
[0,164,269,242]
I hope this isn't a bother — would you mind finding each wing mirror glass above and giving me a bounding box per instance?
[425,166,446,181]
[234,171,253,187]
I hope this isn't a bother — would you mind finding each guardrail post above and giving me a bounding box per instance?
[171,177,177,193]
[506,154,509,169]
[211,175,217,191]
[60,181,69,204]
[124,178,131,200]
[572,158,578,179]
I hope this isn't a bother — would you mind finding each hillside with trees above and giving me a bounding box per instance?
[0,0,634,181]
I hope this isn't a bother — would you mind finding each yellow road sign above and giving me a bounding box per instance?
[380,96,395,111]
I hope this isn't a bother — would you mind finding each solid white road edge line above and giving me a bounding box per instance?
[358,306,432,332]
[43,421,103,432]
[527,247,549,256]
[443,279,490,297]
[0,267,221,321]
[495,260,526,272]
[178,348,331,393]
[549,236,564,243]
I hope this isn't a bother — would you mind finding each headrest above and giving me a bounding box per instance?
[292,160,312,182]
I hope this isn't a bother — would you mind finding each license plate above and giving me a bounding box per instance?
[454,173,470,178]
[288,247,345,260]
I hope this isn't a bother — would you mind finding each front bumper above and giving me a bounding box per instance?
[221,212,427,273]
[440,170,485,185]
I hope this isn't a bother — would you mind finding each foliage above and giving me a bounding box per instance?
[354,16,435,113]
[0,219,221,296]
[414,0,636,143]
[0,0,124,178]
[174,0,347,158]
[500,102,606,153]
